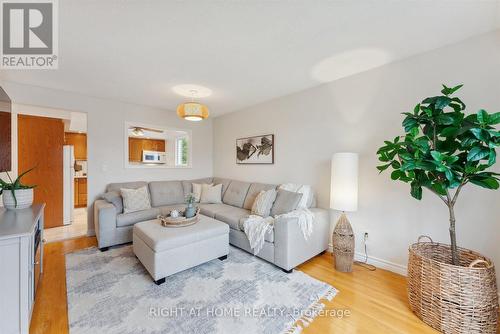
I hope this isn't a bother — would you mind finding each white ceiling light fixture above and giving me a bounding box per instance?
[176,89,210,122]
[172,84,213,98]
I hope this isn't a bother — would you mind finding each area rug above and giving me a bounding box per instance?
[66,245,337,334]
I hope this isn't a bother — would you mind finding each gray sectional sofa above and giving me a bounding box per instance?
[94,177,330,272]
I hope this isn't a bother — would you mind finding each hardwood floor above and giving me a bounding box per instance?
[30,237,497,334]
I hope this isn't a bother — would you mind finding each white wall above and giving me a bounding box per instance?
[213,31,500,279]
[0,81,214,233]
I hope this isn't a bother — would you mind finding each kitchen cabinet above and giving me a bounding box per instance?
[128,138,166,162]
[74,178,87,208]
[65,133,87,160]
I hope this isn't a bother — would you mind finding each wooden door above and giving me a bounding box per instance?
[74,179,79,207]
[0,111,11,172]
[64,133,87,160]
[78,178,87,206]
[18,115,64,228]
[128,138,143,162]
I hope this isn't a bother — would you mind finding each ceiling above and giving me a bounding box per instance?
[1,0,499,116]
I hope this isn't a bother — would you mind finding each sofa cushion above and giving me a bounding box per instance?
[270,189,303,216]
[251,189,277,217]
[116,208,160,227]
[243,182,277,210]
[107,181,147,193]
[279,183,315,209]
[200,184,223,204]
[223,180,251,208]
[181,177,213,196]
[215,206,250,231]
[158,204,188,216]
[212,177,232,196]
[101,191,123,214]
[149,181,185,207]
[121,186,152,213]
[199,203,233,218]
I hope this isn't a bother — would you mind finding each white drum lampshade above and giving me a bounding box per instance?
[330,152,359,212]
[330,152,359,272]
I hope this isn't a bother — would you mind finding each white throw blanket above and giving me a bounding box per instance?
[243,208,315,255]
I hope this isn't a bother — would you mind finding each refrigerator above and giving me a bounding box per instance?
[63,145,75,225]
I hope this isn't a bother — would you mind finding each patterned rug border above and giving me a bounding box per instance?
[65,245,338,334]
[283,285,338,334]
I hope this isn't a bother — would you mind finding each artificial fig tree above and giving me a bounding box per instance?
[376,85,500,265]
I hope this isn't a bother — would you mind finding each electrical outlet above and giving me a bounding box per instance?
[363,232,369,244]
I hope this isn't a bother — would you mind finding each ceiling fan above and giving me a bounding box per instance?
[129,126,163,137]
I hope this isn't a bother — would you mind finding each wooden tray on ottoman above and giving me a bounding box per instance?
[158,210,200,228]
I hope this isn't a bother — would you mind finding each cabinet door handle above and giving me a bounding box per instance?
[34,261,40,265]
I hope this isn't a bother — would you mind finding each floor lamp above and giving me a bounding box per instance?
[330,152,358,272]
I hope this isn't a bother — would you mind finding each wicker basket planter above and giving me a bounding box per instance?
[408,236,499,334]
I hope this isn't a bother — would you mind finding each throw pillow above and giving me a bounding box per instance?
[270,189,303,216]
[251,189,277,217]
[120,186,152,213]
[192,182,213,202]
[200,183,223,204]
[279,183,314,208]
[101,191,123,213]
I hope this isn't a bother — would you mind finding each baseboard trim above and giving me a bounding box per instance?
[328,243,408,276]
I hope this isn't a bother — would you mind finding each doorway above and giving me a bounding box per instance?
[17,110,88,242]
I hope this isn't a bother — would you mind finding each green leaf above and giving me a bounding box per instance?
[377,164,391,173]
[469,177,499,189]
[441,126,459,137]
[441,84,463,96]
[400,161,416,171]
[488,130,500,138]
[402,117,418,132]
[410,182,423,200]
[467,147,490,162]
[391,170,402,180]
[391,160,401,169]
[488,149,496,166]
[422,96,438,105]
[477,109,489,124]
[431,182,447,196]
[436,114,455,125]
[488,112,500,125]
[435,96,452,110]
[422,107,433,117]
[470,128,490,142]
[444,169,454,181]
[415,161,436,171]
[413,104,420,115]
[430,151,444,161]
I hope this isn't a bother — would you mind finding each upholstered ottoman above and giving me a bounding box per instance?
[133,215,229,285]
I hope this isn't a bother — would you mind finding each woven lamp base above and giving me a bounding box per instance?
[332,212,355,272]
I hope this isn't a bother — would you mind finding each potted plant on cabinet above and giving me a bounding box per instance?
[376,84,499,333]
[0,167,36,210]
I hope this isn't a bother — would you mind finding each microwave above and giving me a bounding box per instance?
[142,150,167,164]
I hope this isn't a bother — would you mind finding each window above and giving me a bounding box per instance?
[125,122,192,168]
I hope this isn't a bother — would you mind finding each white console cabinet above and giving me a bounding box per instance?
[0,204,45,334]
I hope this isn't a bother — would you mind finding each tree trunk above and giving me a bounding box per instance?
[448,204,459,265]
